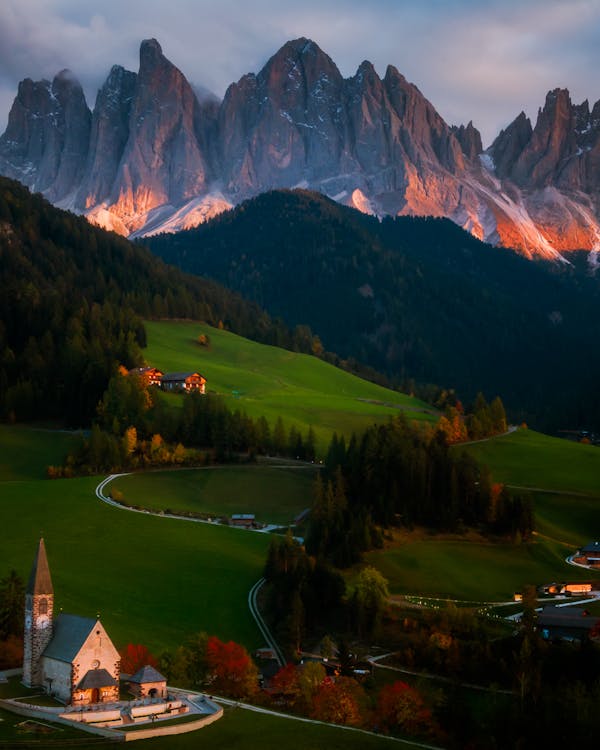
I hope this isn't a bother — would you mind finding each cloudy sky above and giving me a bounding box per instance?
[1,0,599,146]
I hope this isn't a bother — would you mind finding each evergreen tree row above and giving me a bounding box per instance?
[58,372,317,474]
[305,415,533,566]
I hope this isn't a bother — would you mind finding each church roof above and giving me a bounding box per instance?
[43,614,98,663]
[27,538,53,595]
[77,668,119,690]
[128,665,166,684]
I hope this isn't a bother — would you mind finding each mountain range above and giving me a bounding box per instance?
[1,37,599,261]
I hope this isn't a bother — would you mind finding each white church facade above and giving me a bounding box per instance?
[23,539,120,705]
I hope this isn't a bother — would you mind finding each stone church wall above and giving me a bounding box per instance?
[42,658,72,704]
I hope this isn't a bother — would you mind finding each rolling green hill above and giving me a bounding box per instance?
[461,428,600,496]
[111,463,317,526]
[462,428,600,553]
[367,430,600,600]
[0,468,269,653]
[144,319,436,451]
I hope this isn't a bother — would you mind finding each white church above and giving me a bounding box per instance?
[23,539,122,705]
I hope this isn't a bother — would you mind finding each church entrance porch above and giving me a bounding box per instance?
[74,669,119,706]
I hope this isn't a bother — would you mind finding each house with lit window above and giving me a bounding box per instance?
[160,372,206,393]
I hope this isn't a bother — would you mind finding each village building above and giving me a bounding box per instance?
[230,514,255,528]
[23,539,120,706]
[573,541,600,568]
[160,372,206,393]
[127,665,167,699]
[129,367,164,387]
[537,605,600,642]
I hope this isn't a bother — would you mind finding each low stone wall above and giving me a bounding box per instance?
[60,708,122,724]
[0,668,23,679]
[130,700,184,718]
[0,689,223,743]
[123,705,223,742]
[0,698,124,740]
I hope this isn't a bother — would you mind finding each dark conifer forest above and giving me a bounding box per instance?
[147,189,600,431]
[0,177,309,425]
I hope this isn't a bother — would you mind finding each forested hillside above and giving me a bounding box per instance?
[147,190,600,430]
[0,178,310,425]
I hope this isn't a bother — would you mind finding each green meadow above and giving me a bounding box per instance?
[143,320,436,452]
[0,424,79,481]
[366,534,595,601]
[461,428,600,496]
[368,429,600,601]
[0,705,409,749]
[111,463,317,525]
[0,434,270,653]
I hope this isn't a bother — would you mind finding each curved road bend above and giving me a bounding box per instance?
[248,578,285,667]
[95,475,286,666]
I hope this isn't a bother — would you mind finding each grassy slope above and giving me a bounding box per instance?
[367,534,594,601]
[461,428,600,495]
[111,464,317,526]
[463,427,600,548]
[0,706,407,749]
[0,424,79,481]
[143,320,436,452]
[0,468,269,654]
[368,430,600,601]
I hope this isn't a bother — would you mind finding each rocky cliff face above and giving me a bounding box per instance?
[1,37,599,259]
[0,70,91,202]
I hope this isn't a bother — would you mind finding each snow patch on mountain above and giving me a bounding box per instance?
[135,193,233,237]
[350,188,377,216]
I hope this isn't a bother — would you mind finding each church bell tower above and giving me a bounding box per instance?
[23,538,54,687]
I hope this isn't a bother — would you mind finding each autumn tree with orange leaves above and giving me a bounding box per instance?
[311,676,368,726]
[376,681,436,737]
[205,636,259,699]
[119,643,158,675]
[270,663,301,707]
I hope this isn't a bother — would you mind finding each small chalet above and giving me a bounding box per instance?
[129,367,164,387]
[230,514,255,528]
[160,372,206,393]
[537,605,600,642]
[127,665,167,699]
[573,541,600,568]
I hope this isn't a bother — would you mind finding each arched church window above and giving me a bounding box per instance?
[39,598,48,614]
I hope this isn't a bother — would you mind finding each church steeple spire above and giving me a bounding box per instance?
[23,538,54,687]
[27,538,53,596]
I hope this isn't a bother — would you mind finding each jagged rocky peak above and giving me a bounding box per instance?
[509,88,580,188]
[0,68,91,201]
[262,37,342,84]
[108,36,211,227]
[488,111,533,179]
[256,36,345,114]
[218,37,347,195]
[76,65,137,209]
[451,121,483,161]
[2,36,600,258]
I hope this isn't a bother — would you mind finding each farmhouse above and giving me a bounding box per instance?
[23,539,120,705]
[160,371,206,393]
[537,605,600,642]
[573,541,600,567]
[230,514,255,528]
[129,367,164,387]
